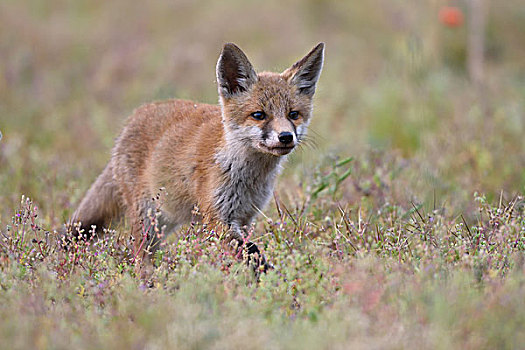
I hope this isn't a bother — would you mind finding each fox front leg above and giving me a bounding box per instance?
[227,224,271,273]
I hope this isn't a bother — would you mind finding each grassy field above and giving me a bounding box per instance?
[1,0,524,349]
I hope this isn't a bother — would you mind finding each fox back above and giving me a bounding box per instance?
[69,43,324,262]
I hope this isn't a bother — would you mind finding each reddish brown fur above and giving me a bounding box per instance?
[68,43,324,266]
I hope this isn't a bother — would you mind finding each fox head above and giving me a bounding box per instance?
[216,43,324,157]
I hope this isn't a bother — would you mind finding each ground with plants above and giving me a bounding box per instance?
[1,1,524,349]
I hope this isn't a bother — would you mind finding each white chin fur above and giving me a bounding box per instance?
[256,143,294,157]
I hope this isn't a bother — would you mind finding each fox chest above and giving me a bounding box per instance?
[214,161,278,228]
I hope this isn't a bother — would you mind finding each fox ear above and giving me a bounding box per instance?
[282,43,324,97]
[216,43,257,98]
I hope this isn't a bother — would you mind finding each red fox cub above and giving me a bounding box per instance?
[68,42,324,268]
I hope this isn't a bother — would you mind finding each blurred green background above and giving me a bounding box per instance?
[1,0,524,225]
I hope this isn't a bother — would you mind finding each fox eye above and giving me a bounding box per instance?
[288,111,300,120]
[250,111,266,120]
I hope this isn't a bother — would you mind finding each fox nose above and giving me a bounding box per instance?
[278,132,294,144]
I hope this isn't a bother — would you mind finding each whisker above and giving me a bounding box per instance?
[297,133,319,150]
[297,139,319,151]
[306,128,326,143]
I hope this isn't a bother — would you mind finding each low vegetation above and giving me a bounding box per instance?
[1,0,524,349]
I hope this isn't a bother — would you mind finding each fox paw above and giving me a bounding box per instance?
[243,242,273,273]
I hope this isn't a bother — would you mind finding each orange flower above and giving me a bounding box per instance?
[439,6,464,27]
